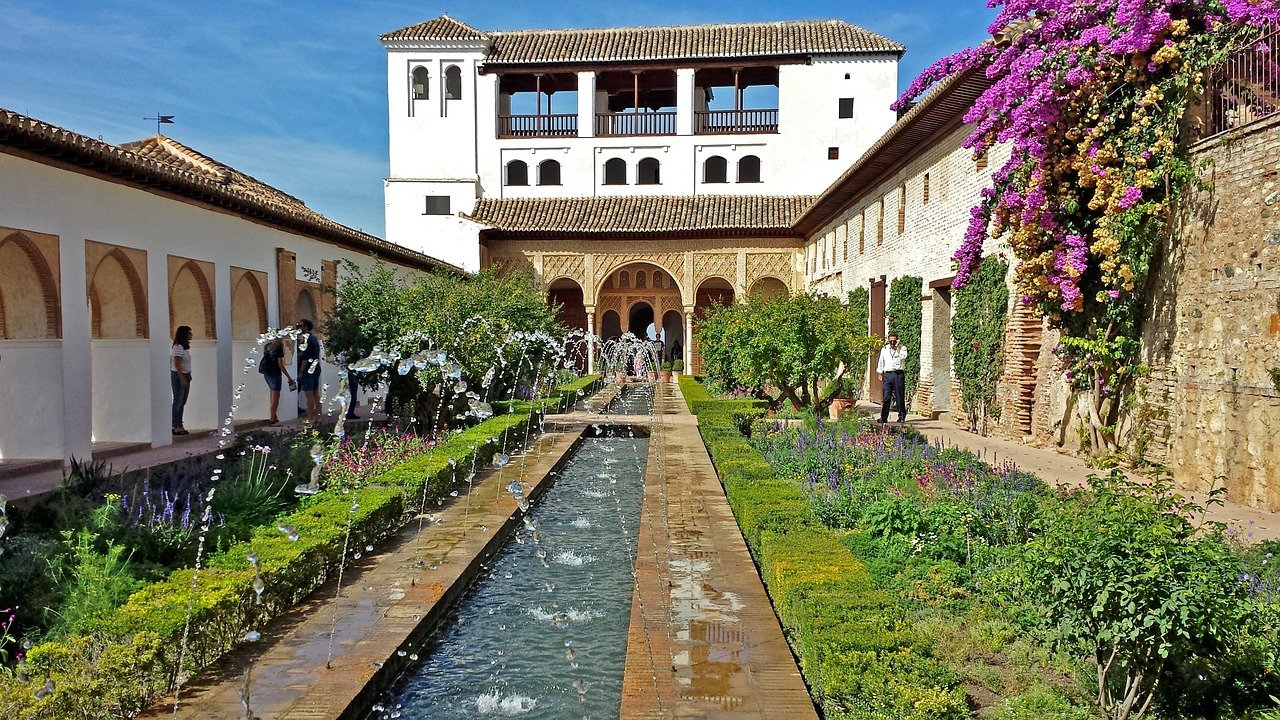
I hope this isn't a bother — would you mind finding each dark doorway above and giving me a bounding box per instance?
[628,302,655,338]
[601,310,621,340]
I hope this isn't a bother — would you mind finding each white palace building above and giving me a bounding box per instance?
[381,15,903,271]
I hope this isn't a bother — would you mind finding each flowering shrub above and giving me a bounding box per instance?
[322,429,438,491]
[895,0,1278,451]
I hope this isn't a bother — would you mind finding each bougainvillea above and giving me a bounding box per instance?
[895,0,1277,451]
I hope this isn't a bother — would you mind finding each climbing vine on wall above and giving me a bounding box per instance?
[893,0,1276,453]
[886,276,923,400]
[952,256,1010,433]
[843,287,872,396]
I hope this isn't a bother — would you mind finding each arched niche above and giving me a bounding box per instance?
[628,301,654,337]
[749,276,789,300]
[231,268,268,341]
[547,277,587,332]
[695,276,735,318]
[169,257,216,340]
[89,245,148,339]
[600,309,621,340]
[0,231,60,339]
[295,287,319,327]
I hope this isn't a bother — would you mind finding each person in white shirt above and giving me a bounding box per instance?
[876,332,909,424]
[170,325,193,435]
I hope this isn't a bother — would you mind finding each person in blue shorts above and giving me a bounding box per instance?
[296,319,322,422]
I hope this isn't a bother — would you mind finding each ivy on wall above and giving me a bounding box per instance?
[843,287,872,397]
[886,275,923,399]
[952,256,1009,433]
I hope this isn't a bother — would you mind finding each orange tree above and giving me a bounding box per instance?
[696,292,877,416]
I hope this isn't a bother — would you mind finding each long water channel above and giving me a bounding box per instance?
[368,390,652,719]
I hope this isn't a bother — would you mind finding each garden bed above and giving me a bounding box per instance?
[685,379,1280,720]
[0,377,599,719]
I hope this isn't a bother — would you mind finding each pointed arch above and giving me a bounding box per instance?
[0,231,60,339]
[89,247,148,339]
[231,268,268,341]
[169,258,216,339]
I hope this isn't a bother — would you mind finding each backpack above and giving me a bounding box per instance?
[258,351,274,374]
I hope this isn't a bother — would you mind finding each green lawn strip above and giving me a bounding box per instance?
[3,378,597,719]
[690,393,968,719]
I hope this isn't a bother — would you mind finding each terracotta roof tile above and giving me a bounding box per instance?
[0,108,461,274]
[464,195,814,236]
[380,15,489,42]
[382,17,903,63]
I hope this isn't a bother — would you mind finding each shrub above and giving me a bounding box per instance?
[886,275,923,400]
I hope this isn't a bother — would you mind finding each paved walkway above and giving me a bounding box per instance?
[139,425,581,719]
[857,403,1280,543]
[620,383,817,720]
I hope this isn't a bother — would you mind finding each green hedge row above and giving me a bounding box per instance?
[688,390,966,719]
[676,374,768,417]
[1,378,597,719]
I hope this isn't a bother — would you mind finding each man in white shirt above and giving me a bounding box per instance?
[876,333,909,424]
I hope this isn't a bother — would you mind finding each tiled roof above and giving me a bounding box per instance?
[0,108,461,274]
[121,135,310,212]
[464,195,814,237]
[380,15,489,42]
[382,17,904,63]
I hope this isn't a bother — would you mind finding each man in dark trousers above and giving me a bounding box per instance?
[876,333,908,424]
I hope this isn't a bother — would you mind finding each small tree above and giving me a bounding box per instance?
[951,256,1009,433]
[1006,472,1254,720]
[697,292,876,416]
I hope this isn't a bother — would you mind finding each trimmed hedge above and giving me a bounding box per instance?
[1,378,597,719]
[688,386,967,719]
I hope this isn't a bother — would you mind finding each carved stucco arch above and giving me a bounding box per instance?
[592,254,687,306]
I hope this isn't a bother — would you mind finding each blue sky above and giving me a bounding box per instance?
[0,0,996,237]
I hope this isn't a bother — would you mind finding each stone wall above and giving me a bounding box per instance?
[1136,114,1280,510]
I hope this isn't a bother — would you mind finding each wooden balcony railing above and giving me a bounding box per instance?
[1205,24,1279,136]
[595,111,677,136]
[498,113,578,138]
[695,108,779,134]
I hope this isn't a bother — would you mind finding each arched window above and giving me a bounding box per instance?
[411,66,429,100]
[444,65,462,100]
[538,159,561,186]
[635,270,647,288]
[738,155,762,183]
[603,158,627,185]
[703,155,727,184]
[506,160,529,186]
[637,157,660,185]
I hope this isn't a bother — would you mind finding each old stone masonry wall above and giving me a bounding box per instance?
[1132,114,1280,511]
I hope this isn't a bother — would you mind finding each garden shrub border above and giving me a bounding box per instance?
[686,379,965,718]
[2,376,599,719]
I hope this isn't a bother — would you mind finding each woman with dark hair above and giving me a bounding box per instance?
[171,325,193,435]
[260,337,296,425]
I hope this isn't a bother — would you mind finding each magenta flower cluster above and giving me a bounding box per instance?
[894,0,1278,307]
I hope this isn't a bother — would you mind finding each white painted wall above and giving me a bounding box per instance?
[0,341,64,459]
[0,151,428,461]
[90,340,150,444]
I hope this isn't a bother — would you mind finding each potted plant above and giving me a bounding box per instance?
[826,376,862,421]
[659,361,672,383]
[672,359,684,377]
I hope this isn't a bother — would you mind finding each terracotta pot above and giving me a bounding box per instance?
[828,397,855,420]
[659,371,672,382]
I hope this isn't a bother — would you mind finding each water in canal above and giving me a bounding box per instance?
[369,429,648,719]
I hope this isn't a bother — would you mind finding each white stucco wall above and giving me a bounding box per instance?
[0,150,429,461]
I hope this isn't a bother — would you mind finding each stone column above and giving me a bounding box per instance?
[676,68,696,136]
[683,307,695,372]
[577,71,596,138]
[585,307,596,375]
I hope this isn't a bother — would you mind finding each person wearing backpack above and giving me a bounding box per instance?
[260,337,296,425]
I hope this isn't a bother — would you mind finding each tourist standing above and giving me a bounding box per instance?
[170,325,193,436]
[876,333,908,424]
[260,337,296,425]
[296,319,323,422]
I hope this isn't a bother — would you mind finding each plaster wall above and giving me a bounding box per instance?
[0,151,424,461]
